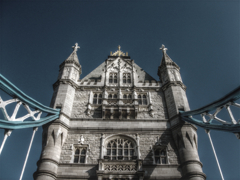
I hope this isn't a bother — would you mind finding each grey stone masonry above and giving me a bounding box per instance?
[34,44,206,180]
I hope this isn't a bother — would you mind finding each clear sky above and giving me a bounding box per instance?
[0,0,239,179]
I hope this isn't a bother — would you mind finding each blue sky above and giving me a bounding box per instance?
[0,0,239,179]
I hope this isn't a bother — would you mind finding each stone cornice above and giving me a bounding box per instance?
[51,119,69,130]
[59,60,81,68]
[179,160,203,168]
[161,81,186,91]
[53,79,79,90]
[33,170,57,180]
[37,158,59,167]
[71,118,168,122]
[68,127,168,132]
[182,171,206,180]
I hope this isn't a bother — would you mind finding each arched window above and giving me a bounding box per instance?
[113,94,117,99]
[143,95,147,105]
[138,94,148,105]
[106,137,136,160]
[138,95,142,105]
[108,94,112,99]
[154,148,167,164]
[123,73,131,84]
[93,94,98,104]
[128,94,132,99]
[123,94,127,99]
[74,148,87,163]
[93,94,102,105]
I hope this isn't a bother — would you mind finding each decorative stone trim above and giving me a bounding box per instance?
[161,81,186,92]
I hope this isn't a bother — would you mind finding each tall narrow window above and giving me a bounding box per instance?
[123,94,127,99]
[127,74,131,83]
[143,95,147,105]
[123,74,127,83]
[98,94,102,104]
[154,149,167,164]
[93,94,98,104]
[128,94,132,99]
[109,73,113,83]
[113,94,117,99]
[74,148,87,163]
[108,94,112,99]
[138,95,142,105]
[114,74,117,83]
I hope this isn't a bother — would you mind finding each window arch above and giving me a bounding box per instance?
[109,73,118,84]
[105,137,136,160]
[138,94,148,105]
[108,94,112,99]
[74,147,87,163]
[123,73,131,84]
[123,94,127,99]
[113,94,117,99]
[93,94,102,105]
[138,95,142,105]
[153,148,168,164]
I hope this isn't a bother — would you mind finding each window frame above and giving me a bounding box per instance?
[73,147,88,164]
[153,147,168,165]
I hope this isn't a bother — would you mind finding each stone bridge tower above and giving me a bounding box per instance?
[34,44,206,180]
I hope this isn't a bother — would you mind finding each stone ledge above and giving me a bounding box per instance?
[179,160,203,168]
[182,171,206,180]
[33,170,57,180]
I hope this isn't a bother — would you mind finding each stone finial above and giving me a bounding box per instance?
[111,45,127,56]
[160,44,168,53]
[72,43,80,52]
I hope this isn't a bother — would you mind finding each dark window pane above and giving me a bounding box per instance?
[112,149,116,155]
[143,99,147,105]
[93,99,97,104]
[138,99,142,105]
[124,149,128,155]
[74,156,79,163]
[98,99,102,104]
[155,157,160,164]
[113,143,116,148]
[99,94,102,98]
[123,94,127,99]
[109,79,112,83]
[80,156,85,163]
[118,149,122,155]
[130,149,134,156]
[130,143,133,148]
[94,94,98,97]
[155,150,159,155]
[162,157,167,164]
[81,149,86,155]
[107,143,111,147]
[124,143,128,148]
[123,79,126,83]
[128,95,132,99]
[127,78,131,83]
[113,94,117,99]
[161,150,166,155]
[75,149,80,154]
[107,149,111,155]
[108,94,112,98]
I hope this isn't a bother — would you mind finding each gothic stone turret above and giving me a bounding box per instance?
[158,44,206,180]
[34,44,205,180]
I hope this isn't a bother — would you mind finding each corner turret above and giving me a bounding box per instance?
[58,43,82,82]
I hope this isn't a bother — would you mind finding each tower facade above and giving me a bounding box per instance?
[34,44,206,180]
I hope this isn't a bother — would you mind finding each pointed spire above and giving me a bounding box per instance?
[65,43,80,65]
[159,44,179,69]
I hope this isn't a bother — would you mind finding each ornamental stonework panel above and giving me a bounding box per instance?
[151,91,168,119]
[71,91,91,118]
[104,164,137,172]
[60,133,101,164]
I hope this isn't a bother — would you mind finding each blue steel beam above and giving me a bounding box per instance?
[0,74,60,129]
[180,86,240,133]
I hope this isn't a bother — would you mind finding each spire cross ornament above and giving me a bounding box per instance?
[160,44,168,52]
[72,43,80,52]
[118,45,121,51]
